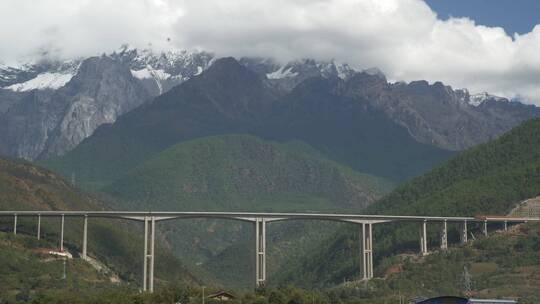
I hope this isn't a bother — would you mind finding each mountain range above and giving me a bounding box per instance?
[1,46,539,162]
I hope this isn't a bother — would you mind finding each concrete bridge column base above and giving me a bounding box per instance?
[360,222,373,279]
[420,220,428,255]
[460,221,468,244]
[255,218,266,288]
[142,217,156,292]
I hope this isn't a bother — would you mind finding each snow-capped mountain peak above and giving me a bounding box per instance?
[362,67,385,79]
[263,59,356,82]
[111,46,215,95]
[0,59,80,91]
[469,92,508,107]
[6,72,75,92]
[266,66,298,79]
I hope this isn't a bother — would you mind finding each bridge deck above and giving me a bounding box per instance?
[0,211,539,223]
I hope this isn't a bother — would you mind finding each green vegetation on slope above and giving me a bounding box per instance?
[16,223,540,303]
[100,135,391,290]
[104,134,390,211]
[276,118,540,287]
[345,223,540,303]
[0,231,118,303]
[0,157,198,295]
[370,117,540,216]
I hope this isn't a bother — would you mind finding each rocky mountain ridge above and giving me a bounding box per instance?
[0,56,150,159]
[1,47,539,160]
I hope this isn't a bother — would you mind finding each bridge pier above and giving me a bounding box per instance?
[142,217,156,292]
[483,220,488,237]
[255,218,266,288]
[37,214,41,240]
[420,220,428,255]
[460,221,468,244]
[13,214,17,235]
[82,215,88,260]
[60,214,64,251]
[440,220,448,250]
[504,220,508,231]
[360,222,373,279]
[143,217,148,292]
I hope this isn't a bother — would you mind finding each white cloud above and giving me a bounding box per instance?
[0,0,179,63]
[1,0,540,104]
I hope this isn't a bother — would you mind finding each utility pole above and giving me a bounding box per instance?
[462,265,472,297]
[62,258,67,280]
[202,286,205,304]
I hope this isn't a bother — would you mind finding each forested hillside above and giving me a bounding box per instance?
[104,134,389,211]
[276,118,540,287]
[0,231,117,302]
[100,135,389,289]
[0,157,198,298]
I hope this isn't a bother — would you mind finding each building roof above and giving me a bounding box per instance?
[207,290,235,299]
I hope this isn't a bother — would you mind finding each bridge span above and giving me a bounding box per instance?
[1,211,538,292]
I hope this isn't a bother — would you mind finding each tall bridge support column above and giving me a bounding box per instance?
[483,220,488,237]
[460,221,468,244]
[420,220,428,255]
[143,217,148,292]
[60,214,65,252]
[504,221,508,231]
[360,222,373,279]
[37,214,41,240]
[142,217,156,293]
[82,215,88,260]
[255,218,266,288]
[13,214,17,235]
[440,220,448,250]
[149,217,155,292]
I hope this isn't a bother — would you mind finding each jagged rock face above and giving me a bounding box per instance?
[1,47,540,161]
[40,57,151,158]
[0,48,216,160]
[343,75,540,150]
[240,57,356,94]
[0,56,149,160]
[0,90,60,159]
[0,59,79,89]
[0,48,381,161]
[110,46,215,96]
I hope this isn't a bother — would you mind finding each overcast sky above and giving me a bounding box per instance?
[1,0,539,104]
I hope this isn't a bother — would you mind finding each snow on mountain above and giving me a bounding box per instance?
[130,66,174,94]
[362,67,386,79]
[469,92,508,107]
[113,45,213,78]
[131,67,173,80]
[6,72,75,92]
[112,45,214,95]
[0,59,80,90]
[266,66,298,79]
[1,46,539,161]
[261,58,357,82]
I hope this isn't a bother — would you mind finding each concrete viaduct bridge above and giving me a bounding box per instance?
[1,211,538,292]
